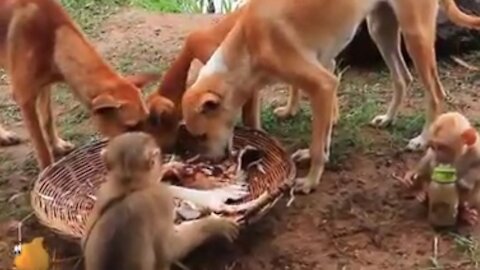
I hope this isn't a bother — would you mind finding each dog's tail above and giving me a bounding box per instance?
[7,3,39,68]
[439,0,480,29]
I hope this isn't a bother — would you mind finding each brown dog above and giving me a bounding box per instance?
[179,0,480,194]
[0,0,159,169]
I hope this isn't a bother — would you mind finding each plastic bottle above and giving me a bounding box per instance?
[427,165,459,227]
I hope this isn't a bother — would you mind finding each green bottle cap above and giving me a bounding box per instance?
[432,165,457,184]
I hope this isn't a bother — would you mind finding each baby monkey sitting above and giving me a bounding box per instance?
[82,132,239,270]
[401,112,480,225]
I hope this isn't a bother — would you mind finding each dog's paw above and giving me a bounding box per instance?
[273,105,297,119]
[292,149,310,163]
[370,114,393,128]
[294,177,318,194]
[52,138,75,156]
[206,214,239,242]
[407,134,427,151]
[0,130,21,146]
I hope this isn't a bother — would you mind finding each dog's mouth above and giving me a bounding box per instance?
[174,125,231,161]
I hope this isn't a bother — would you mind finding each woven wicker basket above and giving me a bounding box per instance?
[30,127,296,241]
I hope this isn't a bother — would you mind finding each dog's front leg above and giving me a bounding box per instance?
[267,49,337,194]
[37,86,75,157]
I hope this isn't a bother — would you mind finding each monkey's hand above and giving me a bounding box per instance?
[401,170,419,188]
[459,202,479,226]
[203,214,239,242]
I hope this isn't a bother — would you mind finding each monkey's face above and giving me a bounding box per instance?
[428,140,459,164]
[428,128,478,164]
[101,133,163,186]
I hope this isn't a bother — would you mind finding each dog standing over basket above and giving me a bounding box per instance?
[180,0,480,194]
[0,0,159,169]
[82,132,239,270]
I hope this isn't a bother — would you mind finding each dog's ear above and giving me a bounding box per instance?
[91,94,122,113]
[198,92,221,114]
[124,73,161,90]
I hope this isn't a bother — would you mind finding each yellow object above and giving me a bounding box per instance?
[13,237,50,270]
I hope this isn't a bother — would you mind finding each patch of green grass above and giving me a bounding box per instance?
[387,113,425,147]
[451,233,480,268]
[130,0,202,13]
[60,0,129,36]
[261,89,379,164]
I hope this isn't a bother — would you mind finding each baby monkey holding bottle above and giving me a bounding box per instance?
[400,112,480,226]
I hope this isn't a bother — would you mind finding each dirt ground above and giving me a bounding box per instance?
[2,8,480,270]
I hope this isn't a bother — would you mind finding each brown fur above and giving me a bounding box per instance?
[178,0,480,194]
[82,132,239,270]
[402,112,480,225]
[0,0,159,169]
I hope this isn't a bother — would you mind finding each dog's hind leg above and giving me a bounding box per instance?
[274,86,301,119]
[395,0,445,151]
[37,86,74,157]
[368,3,413,128]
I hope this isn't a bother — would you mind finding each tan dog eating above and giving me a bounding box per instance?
[181,0,480,194]
[0,0,159,169]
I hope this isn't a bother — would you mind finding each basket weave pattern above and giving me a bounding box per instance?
[31,127,296,240]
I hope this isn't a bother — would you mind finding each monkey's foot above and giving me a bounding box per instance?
[370,114,394,128]
[274,105,298,119]
[459,204,479,226]
[407,134,428,151]
[52,138,75,157]
[0,130,21,146]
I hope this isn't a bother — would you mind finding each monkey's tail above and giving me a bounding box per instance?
[6,2,39,70]
[439,0,480,29]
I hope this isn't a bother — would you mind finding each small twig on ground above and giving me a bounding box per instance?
[451,56,479,71]
[286,187,295,207]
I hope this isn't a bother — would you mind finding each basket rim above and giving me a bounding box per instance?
[30,127,297,240]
